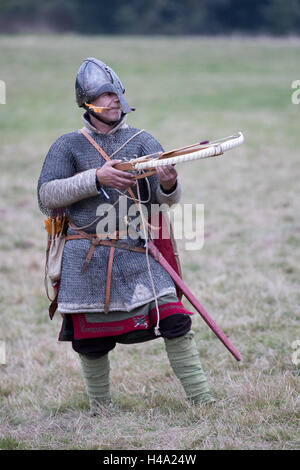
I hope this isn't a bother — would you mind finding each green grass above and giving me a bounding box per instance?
[0,436,26,450]
[0,34,299,450]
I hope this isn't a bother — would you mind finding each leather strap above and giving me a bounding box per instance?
[105,246,115,314]
[79,128,139,204]
[80,128,157,180]
[67,228,124,273]
[80,128,153,237]
[49,284,59,320]
[65,233,146,255]
[65,233,146,314]
[78,129,146,315]
[80,129,111,163]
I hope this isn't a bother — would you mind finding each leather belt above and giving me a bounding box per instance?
[65,230,146,314]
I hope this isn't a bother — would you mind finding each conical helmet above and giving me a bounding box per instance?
[75,58,133,114]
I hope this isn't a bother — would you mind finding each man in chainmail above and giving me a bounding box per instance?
[38,58,215,414]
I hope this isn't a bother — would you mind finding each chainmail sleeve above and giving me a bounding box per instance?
[37,133,100,217]
[37,134,77,216]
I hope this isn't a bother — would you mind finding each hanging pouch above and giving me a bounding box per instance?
[44,215,68,302]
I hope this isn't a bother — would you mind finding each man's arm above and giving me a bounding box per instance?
[156,164,181,205]
[156,175,182,206]
[39,169,100,209]
[38,132,138,211]
[38,134,103,211]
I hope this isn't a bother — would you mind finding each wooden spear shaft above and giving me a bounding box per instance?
[147,240,242,362]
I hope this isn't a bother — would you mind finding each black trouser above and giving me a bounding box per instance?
[72,313,192,358]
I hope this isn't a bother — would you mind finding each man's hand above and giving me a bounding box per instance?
[156,165,178,192]
[96,160,136,190]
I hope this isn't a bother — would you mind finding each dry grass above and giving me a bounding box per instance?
[0,35,299,450]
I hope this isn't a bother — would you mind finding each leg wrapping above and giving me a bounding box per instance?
[79,353,111,412]
[164,330,215,404]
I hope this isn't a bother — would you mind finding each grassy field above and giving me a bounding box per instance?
[0,35,299,450]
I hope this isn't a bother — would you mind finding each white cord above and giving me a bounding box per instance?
[115,174,151,203]
[70,173,151,231]
[136,179,161,336]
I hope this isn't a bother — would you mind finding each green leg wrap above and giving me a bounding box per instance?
[164,330,215,405]
[79,353,111,413]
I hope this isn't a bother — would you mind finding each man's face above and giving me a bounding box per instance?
[91,92,122,122]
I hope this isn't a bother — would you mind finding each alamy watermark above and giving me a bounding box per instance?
[0,340,6,365]
[95,198,205,251]
[0,80,6,104]
[291,80,300,104]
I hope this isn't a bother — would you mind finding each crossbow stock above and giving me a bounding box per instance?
[115,131,244,179]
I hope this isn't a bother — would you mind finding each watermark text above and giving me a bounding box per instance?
[95,199,205,251]
[291,340,300,365]
[291,80,300,104]
[0,340,6,365]
[0,80,6,104]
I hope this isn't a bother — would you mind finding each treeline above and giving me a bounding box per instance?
[1,0,300,35]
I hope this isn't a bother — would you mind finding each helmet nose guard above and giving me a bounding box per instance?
[75,58,133,114]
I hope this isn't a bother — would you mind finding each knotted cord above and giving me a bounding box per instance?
[113,132,244,178]
[134,132,244,171]
[135,178,161,336]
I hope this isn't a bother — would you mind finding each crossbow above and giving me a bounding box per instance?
[115,131,244,179]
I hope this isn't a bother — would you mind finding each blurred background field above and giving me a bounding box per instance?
[0,34,299,450]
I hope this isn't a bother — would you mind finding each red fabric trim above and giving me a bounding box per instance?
[150,212,182,298]
[72,300,192,339]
